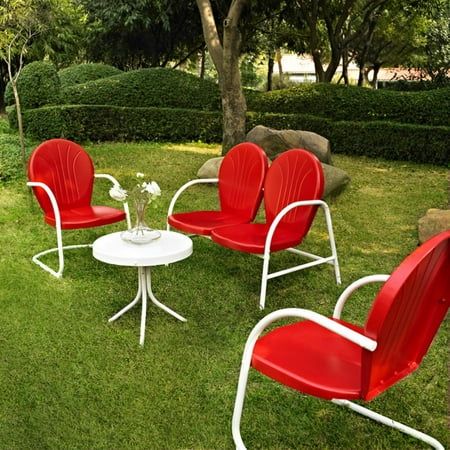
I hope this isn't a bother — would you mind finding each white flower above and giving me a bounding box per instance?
[141,181,161,197]
[109,185,128,202]
[136,172,145,178]
[150,181,161,196]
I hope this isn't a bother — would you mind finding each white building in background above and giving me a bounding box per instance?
[272,53,360,83]
[272,53,407,85]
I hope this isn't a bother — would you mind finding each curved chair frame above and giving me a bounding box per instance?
[27,174,131,278]
[258,198,340,309]
[166,178,219,236]
[232,274,444,450]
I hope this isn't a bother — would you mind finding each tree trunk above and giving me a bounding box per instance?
[371,63,381,89]
[342,48,349,85]
[11,81,26,168]
[267,52,274,91]
[275,48,283,86]
[221,15,247,154]
[358,63,365,86]
[199,46,206,79]
[196,0,248,155]
[312,50,325,82]
[323,44,342,82]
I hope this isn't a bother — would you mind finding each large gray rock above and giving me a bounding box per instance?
[418,209,450,243]
[322,163,350,198]
[197,157,223,178]
[197,157,350,198]
[246,125,332,164]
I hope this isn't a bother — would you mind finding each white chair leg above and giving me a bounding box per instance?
[332,399,445,450]
[232,340,256,450]
[259,254,270,310]
[322,203,341,285]
[32,244,92,278]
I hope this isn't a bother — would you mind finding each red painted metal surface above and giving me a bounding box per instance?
[211,149,324,253]
[251,231,450,400]
[361,231,450,400]
[28,139,125,229]
[168,142,268,236]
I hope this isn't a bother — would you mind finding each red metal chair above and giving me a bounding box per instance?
[232,230,450,450]
[211,149,340,309]
[167,142,268,236]
[27,139,130,278]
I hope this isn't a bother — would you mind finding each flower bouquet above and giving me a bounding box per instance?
[110,172,162,244]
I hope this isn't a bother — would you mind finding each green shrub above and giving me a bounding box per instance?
[58,63,122,88]
[0,133,34,181]
[380,79,450,91]
[247,83,450,127]
[61,68,221,111]
[248,111,449,165]
[4,61,61,109]
[21,104,223,143]
[13,104,449,166]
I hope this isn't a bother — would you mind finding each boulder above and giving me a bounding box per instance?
[322,163,350,198]
[246,125,332,164]
[197,156,223,179]
[418,209,450,243]
[197,157,350,198]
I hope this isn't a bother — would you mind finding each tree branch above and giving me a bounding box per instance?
[196,0,223,74]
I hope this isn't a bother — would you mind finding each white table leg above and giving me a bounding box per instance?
[145,267,187,322]
[108,268,143,322]
[109,266,186,346]
[139,267,148,346]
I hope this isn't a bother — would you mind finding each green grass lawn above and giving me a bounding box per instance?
[0,135,448,449]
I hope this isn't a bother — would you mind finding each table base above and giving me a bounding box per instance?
[109,266,187,346]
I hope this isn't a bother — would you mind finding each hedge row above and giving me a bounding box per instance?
[61,68,222,111]
[247,112,449,165]
[17,105,223,143]
[9,104,449,165]
[247,83,450,127]
[59,63,123,88]
[6,61,448,129]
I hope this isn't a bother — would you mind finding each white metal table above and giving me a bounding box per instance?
[92,230,193,346]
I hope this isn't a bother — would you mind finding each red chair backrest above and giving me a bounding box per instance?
[264,149,324,238]
[218,142,268,221]
[28,139,95,214]
[361,231,450,401]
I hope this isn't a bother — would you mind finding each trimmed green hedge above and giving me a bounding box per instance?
[246,112,449,165]
[61,68,221,111]
[4,61,60,108]
[20,105,223,143]
[59,63,122,88]
[247,83,450,127]
[10,104,449,165]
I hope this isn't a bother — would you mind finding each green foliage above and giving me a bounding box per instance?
[20,104,222,143]
[79,0,203,69]
[4,61,61,108]
[9,101,449,166]
[59,63,122,87]
[61,68,221,111]
[247,83,450,127]
[247,111,449,166]
[381,80,450,91]
[0,129,34,181]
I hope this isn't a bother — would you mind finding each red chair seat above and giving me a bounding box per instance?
[252,319,365,400]
[168,211,250,236]
[211,223,304,254]
[45,205,126,229]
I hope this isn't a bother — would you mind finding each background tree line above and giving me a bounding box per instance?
[1,0,448,151]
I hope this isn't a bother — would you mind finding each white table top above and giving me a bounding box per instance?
[92,231,193,267]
